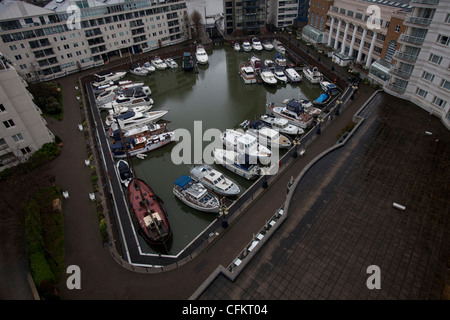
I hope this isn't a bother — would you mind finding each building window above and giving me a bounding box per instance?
[445,14,450,24]
[416,88,427,99]
[0,104,5,112]
[429,54,443,65]
[355,13,362,20]
[3,119,15,128]
[441,79,450,90]
[437,34,449,46]
[432,96,447,108]
[385,21,390,28]
[395,25,401,32]
[422,71,435,82]
[12,133,23,142]
[21,146,32,155]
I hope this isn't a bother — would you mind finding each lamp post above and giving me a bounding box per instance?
[316,117,324,134]
[260,167,269,189]
[292,134,301,158]
[335,99,343,116]
[219,197,228,228]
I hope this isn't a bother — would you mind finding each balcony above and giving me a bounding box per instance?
[398,34,425,46]
[389,67,412,79]
[385,82,407,93]
[393,50,418,63]
[405,16,432,26]
[410,0,439,4]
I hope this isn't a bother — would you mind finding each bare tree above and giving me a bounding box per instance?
[190,10,203,40]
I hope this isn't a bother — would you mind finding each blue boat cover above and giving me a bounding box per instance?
[115,111,135,120]
[286,99,303,115]
[174,175,192,188]
[314,94,329,103]
[110,137,134,150]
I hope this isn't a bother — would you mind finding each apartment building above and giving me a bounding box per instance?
[324,0,410,68]
[223,0,268,36]
[268,0,309,29]
[0,56,55,172]
[385,0,450,128]
[0,0,189,82]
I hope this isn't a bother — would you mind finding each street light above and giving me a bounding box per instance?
[335,99,343,116]
[292,134,301,158]
[316,117,324,134]
[260,166,269,189]
[219,197,229,228]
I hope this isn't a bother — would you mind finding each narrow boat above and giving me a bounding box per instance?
[284,68,302,83]
[110,131,175,158]
[142,62,156,73]
[260,66,277,86]
[165,58,178,69]
[190,163,240,197]
[221,129,271,165]
[92,71,127,87]
[182,52,194,71]
[274,66,288,83]
[246,122,292,149]
[127,178,171,244]
[260,114,304,136]
[242,41,252,52]
[239,64,257,84]
[195,45,209,65]
[116,159,133,187]
[274,53,287,67]
[151,56,168,70]
[251,38,263,51]
[320,81,339,95]
[173,175,220,213]
[213,149,261,180]
[303,66,323,84]
[262,40,274,51]
[234,42,240,51]
[268,100,314,129]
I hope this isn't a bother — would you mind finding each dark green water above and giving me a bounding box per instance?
[116,44,323,255]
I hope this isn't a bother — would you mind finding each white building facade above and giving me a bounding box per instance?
[385,0,450,128]
[0,57,55,171]
[0,0,189,82]
[268,0,300,29]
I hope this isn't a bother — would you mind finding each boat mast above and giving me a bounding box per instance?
[113,105,168,248]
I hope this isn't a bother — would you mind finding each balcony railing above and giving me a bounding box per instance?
[410,0,439,4]
[389,67,412,79]
[393,50,418,62]
[405,16,432,26]
[399,34,425,45]
[385,82,407,93]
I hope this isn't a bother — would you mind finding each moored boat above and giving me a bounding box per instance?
[303,66,323,84]
[110,131,175,158]
[234,42,240,51]
[108,110,168,129]
[190,163,240,197]
[165,58,178,69]
[221,129,271,165]
[260,113,304,136]
[173,175,220,213]
[195,45,209,65]
[251,38,263,51]
[274,53,287,67]
[92,71,127,87]
[182,52,194,71]
[116,159,133,187]
[262,40,274,51]
[242,41,252,52]
[246,123,292,149]
[127,178,171,244]
[109,122,168,142]
[320,81,338,95]
[284,68,302,83]
[142,62,156,73]
[313,93,330,107]
[239,64,257,84]
[213,149,261,180]
[260,66,277,86]
[151,56,168,70]
[249,56,262,73]
[273,66,288,83]
[268,100,314,129]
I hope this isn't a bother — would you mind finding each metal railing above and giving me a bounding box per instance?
[393,50,418,62]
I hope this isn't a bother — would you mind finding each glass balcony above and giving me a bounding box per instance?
[393,50,418,62]
[385,82,407,93]
[410,0,439,4]
[389,67,412,79]
[405,16,432,26]
[398,34,425,45]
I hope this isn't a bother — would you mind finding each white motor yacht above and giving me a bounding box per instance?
[234,42,240,51]
[142,62,156,73]
[190,163,240,197]
[262,40,274,51]
[260,66,277,86]
[246,125,292,149]
[213,149,261,180]
[284,68,302,83]
[242,41,252,52]
[165,58,178,69]
[195,45,209,65]
[129,66,148,76]
[251,38,263,51]
[303,66,323,84]
[151,56,168,70]
[92,71,127,87]
[273,66,288,83]
[221,129,271,165]
[260,114,304,136]
[239,64,257,84]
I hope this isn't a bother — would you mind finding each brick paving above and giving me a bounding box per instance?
[198,92,450,300]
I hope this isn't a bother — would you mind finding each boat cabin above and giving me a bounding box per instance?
[143,211,163,229]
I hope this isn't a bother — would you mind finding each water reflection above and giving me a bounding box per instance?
[113,44,323,254]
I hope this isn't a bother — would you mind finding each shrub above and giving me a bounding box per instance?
[29,251,56,286]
